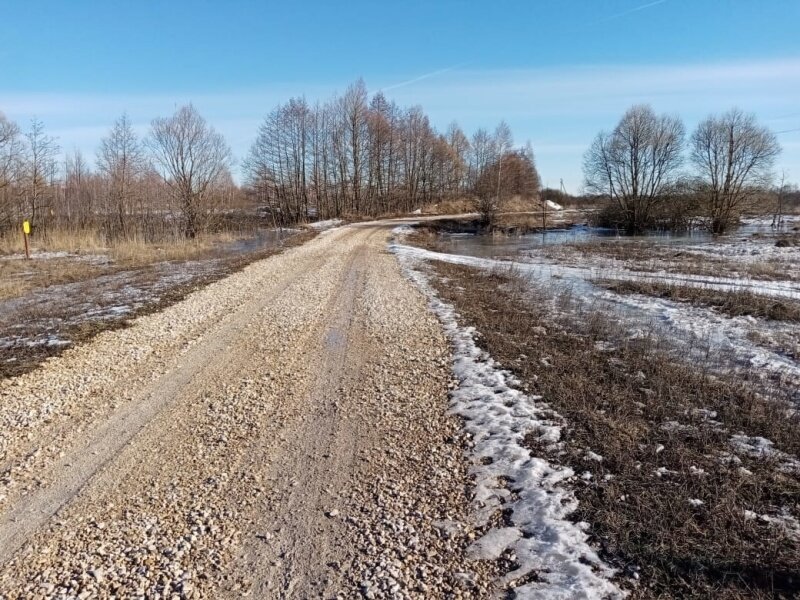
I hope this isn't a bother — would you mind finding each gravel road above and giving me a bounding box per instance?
[0,223,492,599]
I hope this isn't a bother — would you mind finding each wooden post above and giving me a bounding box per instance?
[22,220,30,259]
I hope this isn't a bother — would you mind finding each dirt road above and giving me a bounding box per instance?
[0,223,491,599]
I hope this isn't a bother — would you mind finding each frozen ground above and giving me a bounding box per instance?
[0,230,302,377]
[0,258,228,351]
[396,248,626,599]
[392,223,800,398]
[393,220,800,596]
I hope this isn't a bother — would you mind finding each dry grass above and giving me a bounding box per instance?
[1,226,244,263]
[0,259,107,300]
[492,210,579,230]
[421,197,476,215]
[0,228,106,255]
[108,234,222,265]
[431,262,800,598]
[0,230,317,380]
[597,279,800,322]
[0,230,259,301]
[543,239,799,282]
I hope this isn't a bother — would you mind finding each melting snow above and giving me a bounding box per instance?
[392,227,626,599]
[729,434,800,474]
[390,235,800,398]
[307,219,343,231]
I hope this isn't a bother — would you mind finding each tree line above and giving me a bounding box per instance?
[0,106,237,241]
[8,90,783,241]
[243,79,539,225]
[584,105,783,234]
[0,79,542,241]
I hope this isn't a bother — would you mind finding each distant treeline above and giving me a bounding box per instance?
[0,79,542,239]
[2,90,792,241]
[0,109,242,241]
[243,79,539,224]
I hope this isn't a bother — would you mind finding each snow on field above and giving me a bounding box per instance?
[392,236,800,300]
[0,251,110,264]
[744,508,800,540]
[390,227,800,397]
[393,229,626,599]
[0,259,224,353]
[729,435,800,474]
[600,289,800,392]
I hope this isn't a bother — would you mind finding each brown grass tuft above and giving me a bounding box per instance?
[597,279,800,322]
[431,262,800,598]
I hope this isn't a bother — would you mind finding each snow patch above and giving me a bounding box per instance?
[743,508,800,539]
[729,434,800,473]
[391,226,626,599]
[467,527,522,560]
[307,219,343,231]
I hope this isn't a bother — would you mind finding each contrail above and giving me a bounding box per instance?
[595,0,669,23]
[380,62,470,92]
[378,2,667,93]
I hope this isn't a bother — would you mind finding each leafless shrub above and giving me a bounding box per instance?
[584,105,685,233]
[690,109,781,234]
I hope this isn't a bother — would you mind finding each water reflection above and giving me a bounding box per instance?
[436,221,793,259]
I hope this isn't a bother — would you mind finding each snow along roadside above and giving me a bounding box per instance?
[390,228,626,599]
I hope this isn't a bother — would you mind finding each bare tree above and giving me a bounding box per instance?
[690,108,781,234]
[0,113,22,227]
[584,104,685,232]
[445,122,470,195]
[21,119,60,228]
[0,113,20,188]
[773,171,788,228]
[340,79,369,214]
[473,121,513,224]
[64,150,89,226]
[97,113,147,237]
[475,149,540,226]
[148,105,232,237]
[469,128,494,190]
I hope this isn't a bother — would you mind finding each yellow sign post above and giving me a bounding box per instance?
[22,220,30,259]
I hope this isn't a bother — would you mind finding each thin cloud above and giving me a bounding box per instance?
[379,62,470,92]
[594,0,668,24]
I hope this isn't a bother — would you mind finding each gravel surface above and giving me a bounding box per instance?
[0,222,495,598]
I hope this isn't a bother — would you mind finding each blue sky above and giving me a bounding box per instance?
[1,0,799,192]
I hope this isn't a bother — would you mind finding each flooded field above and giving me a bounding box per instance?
[394,216,800,400]
[436,216,800,260]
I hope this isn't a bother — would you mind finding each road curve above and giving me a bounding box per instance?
[0,222,491,599]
